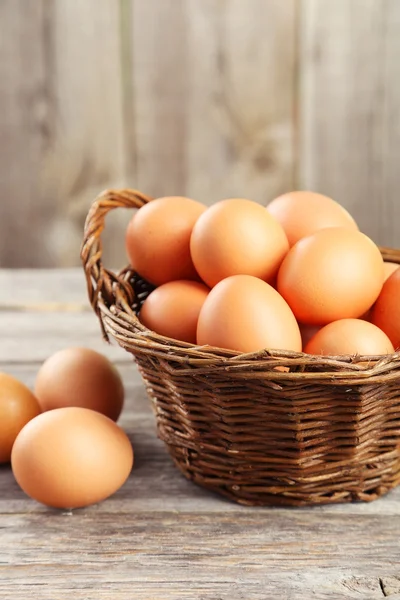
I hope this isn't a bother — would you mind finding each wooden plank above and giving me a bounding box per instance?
[130,0,296,204]
[380,0,400,248]
[42,0,129,269]
[0,0,128,268]
[0,0,48,267]
[299,0,400,247]
[130,0,189,197]
[0,270,132,362]
[185,0,297,205]
[0,510,399,599]
[0,269,88,308]
[0,268,130,310]
[0,312,131,363]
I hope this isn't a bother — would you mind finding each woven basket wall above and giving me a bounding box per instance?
[81,189,400,507]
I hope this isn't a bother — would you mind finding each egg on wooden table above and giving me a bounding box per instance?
[266,191,358,247]
[11,407,133,509]
[34,348,124,421]
[0,373,41,463]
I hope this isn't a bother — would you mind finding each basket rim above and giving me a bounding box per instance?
[97,276,400,383]
[81,188,400,383]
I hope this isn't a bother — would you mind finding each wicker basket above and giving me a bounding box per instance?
[81,188,400,507]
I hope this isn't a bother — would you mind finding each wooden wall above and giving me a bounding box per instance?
[1,0,399,268]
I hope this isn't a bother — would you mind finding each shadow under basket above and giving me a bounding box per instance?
[81,188,400,507]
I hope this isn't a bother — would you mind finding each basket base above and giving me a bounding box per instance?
[131,350,400,508]
[160,433,400,507]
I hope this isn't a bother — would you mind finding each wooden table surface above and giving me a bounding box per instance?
[1,269,400,600]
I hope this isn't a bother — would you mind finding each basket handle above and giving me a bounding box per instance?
[81,188,153,324]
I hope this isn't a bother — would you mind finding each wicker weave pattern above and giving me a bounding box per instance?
[81,189,400,506]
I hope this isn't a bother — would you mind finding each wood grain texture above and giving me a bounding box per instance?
[1,511,400,599]
[130,0,189,197]
[185,0,296,205]
[299,0,400,247]
[0,0,130,269]
[1,0,400,267]
[0,312,130,363]
[0,270,129,362]
[0,269,88,307]
[41,0,129,269]
[0,0,48,267]
[130,0,296,204]
[1,270,400,599]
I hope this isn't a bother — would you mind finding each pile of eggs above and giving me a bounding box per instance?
[1,348,133,509]
[126,191,400,357]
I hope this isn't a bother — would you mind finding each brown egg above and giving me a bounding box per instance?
[190,198,289,288]
[277,228,384,325]
[11,407,133,509]
[197,275,301,353]
[0,373,41,463]
[266,191,358,247]
[35,348,124,421]
[371,268,400,350]
[139,280,209,343]
[304,319,394,356]
[126,196,206,286]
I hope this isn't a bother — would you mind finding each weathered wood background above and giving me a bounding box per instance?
[1,0,399,268]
